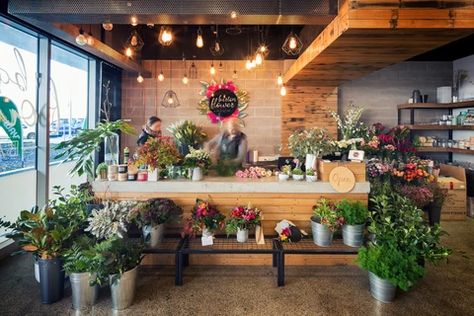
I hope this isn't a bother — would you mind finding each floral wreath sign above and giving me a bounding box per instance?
[198,80,249,124]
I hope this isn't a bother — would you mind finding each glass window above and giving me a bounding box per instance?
[49,43,89,163]
[0,21,38,174]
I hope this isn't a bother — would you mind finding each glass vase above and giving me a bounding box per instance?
[104,132,119,165]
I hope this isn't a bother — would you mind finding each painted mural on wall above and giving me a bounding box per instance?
[198,80,249,124]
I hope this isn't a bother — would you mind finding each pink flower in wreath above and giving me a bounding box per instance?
[224,81,237,92]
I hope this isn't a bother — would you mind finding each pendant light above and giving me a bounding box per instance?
[218,61,224,73]
[210,62,216,76]
[189,56,198,79]
[209,25,224,57]
[157,61,165,81]
[245,58,252,70]
[277,73,283,86]
[182,55,189,84]
[102,21,113,31]
[86,25,95,46]
[75,26,87,46]
[282,31,303,56]
[158,26,173,46]
[255,52,263,66]
[280,85,287,96]
[126,29,144,51]
[125,47,133,58]
[130,16,138,27]
[137,73,144,83]
[232,61,238,79]
[161,61,180,108]
[196,27,204,48]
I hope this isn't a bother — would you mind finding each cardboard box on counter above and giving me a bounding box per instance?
[439,164,467,221]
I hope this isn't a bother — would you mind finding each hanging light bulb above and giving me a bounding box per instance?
[218,61,224,72]
[282,31,303,56]
[125,47,133,57]
[230,11,238,19]
[75,27,87,46]
[280,85,287,96]
[255,52,263,66]
[131,34,138,47]
[196,27,204,48]
[232,70,238,79]
[182,74,189,85]
[158,71,165,81]
[245,59,252,70]
[158,26,173,46]
[126,29,144,51]
[209,25,224,57]
[167,95,174,105]
[277,73,283,86]
[210,63,216,76]
[102,21,113,31]
[130,16,138,26]
[250,59,256,69]
[289,37,297,50]
[137,73,144,83]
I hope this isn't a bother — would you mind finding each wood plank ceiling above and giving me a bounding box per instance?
[283,0,474,86]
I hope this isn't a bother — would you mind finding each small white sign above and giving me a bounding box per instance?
[348,150,365,162]
[201,235,214,246]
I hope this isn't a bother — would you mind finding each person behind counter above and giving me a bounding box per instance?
[137,116,162,146]
[206,118,248,167]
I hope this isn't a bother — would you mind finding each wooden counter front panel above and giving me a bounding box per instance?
[96,192,368,235]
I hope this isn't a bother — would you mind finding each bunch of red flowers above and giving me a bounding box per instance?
[183,199,225,236]
[225,205,261,234]
[392,158,435,184]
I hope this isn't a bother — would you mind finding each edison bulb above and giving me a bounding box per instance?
[230,11,237,19]
[125,47,133,57]
[131,16,138,26]
[245,59,252,70]
[158,72,164,81]
[277,74,283,86]
[289,37,297,50]
[161,30,172,44]
[167,96,174,105]
[102,22,113,31]
[182,75,189,84]
[75,33,87,46]
[196,34,204,48]
[137,74,144,83]
[86,34,95,46]
[232,70,238,79]
[255,52,263,65]
[214,41,221,53]
[259,45,267,53]
[131,35,138,47]
[280,85,287,96]
[250,59,256,69]
[210,65,216,76]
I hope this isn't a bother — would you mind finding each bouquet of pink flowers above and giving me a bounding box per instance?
[235,167,273,179]
[183,199,225,236]
[225,205,262,234]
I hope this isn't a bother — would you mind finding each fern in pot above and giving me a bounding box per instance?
[337,199,368,247]
[311,199,343,247]
[129,198,182,247]
[167,120,208,156]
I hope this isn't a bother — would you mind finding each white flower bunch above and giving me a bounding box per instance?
[288,127,333,159]
[331,105,368,140]
[185,147,210,161]
[85,200,138,240]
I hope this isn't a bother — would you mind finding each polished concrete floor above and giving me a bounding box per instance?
[0,220,473,316]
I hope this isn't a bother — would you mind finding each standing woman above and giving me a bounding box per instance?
[137,116,162,146]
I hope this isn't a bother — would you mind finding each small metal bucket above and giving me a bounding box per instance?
[70,272,98,310]
[311,220,333,247]
[110,266,138,310]
[342,224,365,247]
[369,271,396,303]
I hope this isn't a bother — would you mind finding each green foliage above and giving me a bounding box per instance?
[337,199,368,225]
[54,120,136,179]
[213,160,240,177]
[129,198,182,227]
[288,127,333,159]
[312,199,342,231]
[96,162,108,177]
[281,165,292,175]
[183,147,212,170]
[167,120,208,148]
[357,242,425,291]
[225,206,261,234]
[306,168,315,176]
[292,167,303,176]
[62,236,100,276]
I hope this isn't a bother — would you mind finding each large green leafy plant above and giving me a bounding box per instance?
[54,120,135,179]
[288,127,333,160]
[336,199,368,225]
[63,236,101,277]
[167,120,207,153]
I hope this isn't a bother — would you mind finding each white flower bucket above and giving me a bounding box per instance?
[236,228,249,243]
[192,167,204,181]
[148,169,158,181]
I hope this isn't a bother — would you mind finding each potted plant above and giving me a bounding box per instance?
[184,199,225,238]
[134,136,180,181]
[130,198,182,247]
[337,199,368,247]
[167,120,208,156]
[288,127,333,171]
[279,165,292,181]
[306,168,317,182]
[225,205,261,243]
[311,199,343,247]
[94,238,143,310]
[292,167,304,181]
[63,237,100,310]
[183,147,212,181]
[96,162,108,181]
[357,241,425,303]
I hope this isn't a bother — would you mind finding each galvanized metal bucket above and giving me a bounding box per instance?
[236,228,249,243]
[143,224,164,247]
[342,224,365,247]
[311,220,333,247]
[368,271,396,303]
[110,266,138,310]
[70,272,98,310]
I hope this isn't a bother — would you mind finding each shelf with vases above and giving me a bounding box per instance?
[398,100,474,110]
[417,147,474,154]
[406,124,474,131]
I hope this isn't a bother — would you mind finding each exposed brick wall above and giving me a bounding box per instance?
[121,60,283,156]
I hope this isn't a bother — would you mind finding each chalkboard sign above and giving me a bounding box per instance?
[209,89,238,117]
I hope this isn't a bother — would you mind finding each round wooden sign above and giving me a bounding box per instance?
[329,166,356,193]
[209,89,238,117]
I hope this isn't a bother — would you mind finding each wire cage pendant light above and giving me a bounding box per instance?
[161,60,180,108]
[282,31,303,56]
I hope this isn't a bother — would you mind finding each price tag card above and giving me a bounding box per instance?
[201,235,214,246]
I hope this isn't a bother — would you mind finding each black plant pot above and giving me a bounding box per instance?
[425,203,442,226]
[38,258,65,304]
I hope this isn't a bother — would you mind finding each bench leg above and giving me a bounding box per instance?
[277,251,285,287]
[184,253,190,267]
[175,252,183,286]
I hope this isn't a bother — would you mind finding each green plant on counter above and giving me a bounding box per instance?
[357,241,425,291]
[54,120,136,179]
[306,168,315,176]
[167,120,208,156]
[96,162,108,179]
[183,147,212,170]
[213,160,240,177]
[287,127,334,160]
[292,167,303,176]
[336,199,368,225]
[281,165,292,175]
[134,136,180,171]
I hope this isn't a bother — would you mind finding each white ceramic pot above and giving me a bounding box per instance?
[305,154,318,171]
[236,228,249,243]
[293,174,304,181]
[306,175,317,182]
[147,169,158,181]
[142,224,165,247]
[278,173,290,181]
[192,167,204,181]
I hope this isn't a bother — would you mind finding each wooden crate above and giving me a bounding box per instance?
[317,160,366,182]
[439,164,467,221]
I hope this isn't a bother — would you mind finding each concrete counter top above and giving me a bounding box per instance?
[92,177,370,194]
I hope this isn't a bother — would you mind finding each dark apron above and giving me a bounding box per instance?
[219,133,242,160]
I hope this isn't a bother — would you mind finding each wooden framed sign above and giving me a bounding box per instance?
[329,166,356,193]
